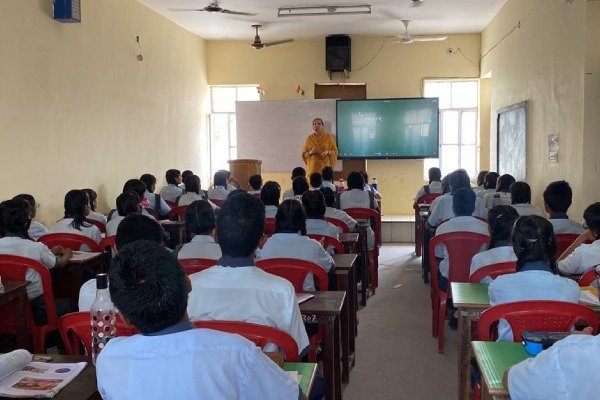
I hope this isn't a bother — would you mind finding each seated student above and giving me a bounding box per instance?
[472,170,488,195]
[50,190,102,246]
[248,174,263,196]
[428,169,488,227]
[361,170,382,200]
[97,241,302,400]
[483,174,515,209]
[83,189,107,226]
[0,199,73,324]
[261,181,281,219]
[557,202,600,275]
[207,170,233,201]
[510,181,544,216]
[256,199,334,291]
[543,180,585,234]
[283,167,306,200]
[186,193,308,353]
[106,192,141,237]
[12,194,48,241]
[302,190,339,250]
[469,205,519,280]
[339,171,377,210]
[159,169,184,203]
[178,174,205,206]
[476,171,499,199]
[414,167,443,200]
[175,200,222,260]
[181,169,194,187]
[309,172,323,191]
[140,173,171,218]
[321,166,336,192]
[488,216,580,341]
[435,188,489,290]
[291,176,309,202]
[78,213,166,311]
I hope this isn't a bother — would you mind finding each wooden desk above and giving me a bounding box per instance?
[333,254,358,382]
[471,341,531,399]
[354,219,371,307]
[300,291,345,400]
[284,362,318,398]
[52,252,105,302]
[0,281,29,349]
[420,209,433,284]
[339,233,358,254]
[160,219,186,245]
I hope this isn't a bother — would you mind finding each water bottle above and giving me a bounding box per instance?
[337,178,345,193]
[372,178,378,192]
[91,273,116,365]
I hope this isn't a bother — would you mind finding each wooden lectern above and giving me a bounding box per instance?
[228,159,262,191]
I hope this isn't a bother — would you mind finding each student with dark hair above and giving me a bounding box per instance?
[261,181,281,219]
[477,171,500,199]
[83,188,107,226]
[176,200,221,260]
[302,190,338,248]
[483,174,515,209]
[159,169,184,203]
[50,190,101,246]
[339,171,376,210]
[414,167,443,200]
[207,170,233,201]
[489,216,579,341]
[283,167,306,200]
[0,199,73,324]
[361,170,382,200]
[321,187,357,232]
[473,170,489,195]
[106,192,141,237]
[309,172,323,190]
[248,174,263,195]
[557,202,600,275]
[257,199,333,291]
[543,180,584,234]
[321,166,336,191]
[470,205,519,280]
[12,193,48,240]
[140,173,171,218]
[97,241,302,400]
[510,181,543,216]
[181,169,194,182]
[178,175,205,206]
[291,176,309,200]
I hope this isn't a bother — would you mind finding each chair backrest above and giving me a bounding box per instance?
[58,312,138,358]
[38,233,101,252]
[307,234,345,254]
[579,266,600,287]
[413,193,442,210]
[344,208,381,248]
[165,199,177,208]
[324,217,350,233]
[193,320,299,361]
[89,220,106,234]
[478,300,600,341]
[255,258,329,292]
[555,234,581,258]
[264,218,276,236]
[99,235,117,253]
[178,258,217,275]
[468,261,517,283]
[209,199,225,208]
[167,206,187,221]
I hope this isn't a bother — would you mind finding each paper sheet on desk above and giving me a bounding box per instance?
[296,293,314,304]
[70,251,102,262]
[579,290,600,306]
[286,371,301,384]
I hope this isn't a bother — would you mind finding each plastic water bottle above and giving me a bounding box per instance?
[372,178,378,191]
[337,178,345,193]
[91,273,116,365]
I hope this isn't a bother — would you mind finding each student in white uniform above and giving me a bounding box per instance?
[256,199,334,291]
[321,166,337,192]
[105,192,141,237]
[12,194,48,241]
[557,202,600,275]
[290,176,309,202]
[510,181,544,217]
[309,172,323,191]
[140,173,171,218]
[488,216,580,341]
[361,170,382,200]
[175,200,221,260]
[261,181,281,219]
[108,179,155,221]
[283,167,306,200]
[472,170,488,196]
[470,205,519,280]
[50,190,102,246]
[483,174,515,209]
[339,171,375,210]
[320,187,357,231]
[477,171,499,199]
[178,174,205,206]
[414,167,443,200]
[83,189,107,227]
[159,169,184,203]
[207,170,232,201]
[0,199,73,324]
[248,174,263,196]
[543,180,585,234]
[302,190,339,255]
[97,240,302,400]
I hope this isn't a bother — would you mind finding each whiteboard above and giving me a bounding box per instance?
[497,101,527,181]
[236,99,340,172]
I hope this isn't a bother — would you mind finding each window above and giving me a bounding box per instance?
[422,79,479,180]
[209,86,260,178]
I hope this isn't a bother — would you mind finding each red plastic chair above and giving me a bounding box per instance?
[264,218,276,236]
[413,193,442,256]
[38,233,101,252]
[478,300,599,341]
[165,200,177,208]
[193,320,299,362]
[179,258,217,275]
[99,235,117,253]
[58,312,138,359]
[324,217,350,233]
[0,255,59,353]
[307,234,345,254]
[555,234,581,258]
[256,258,329,292]
[579,266,600,287]
[167,205,187,221]
[209,199,225,208]
[89,220,106,234]
[342,208,381,291]
[429,232,489,353]
[468,261,517,283]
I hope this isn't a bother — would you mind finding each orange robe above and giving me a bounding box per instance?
[302,132,338,176]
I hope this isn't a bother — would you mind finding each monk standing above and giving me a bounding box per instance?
[302,118,338,176]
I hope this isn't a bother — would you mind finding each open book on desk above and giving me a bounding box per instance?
[69,251,103,263]
[0,350,86,398]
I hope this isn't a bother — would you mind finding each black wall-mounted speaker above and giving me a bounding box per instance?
[326,35,351,72]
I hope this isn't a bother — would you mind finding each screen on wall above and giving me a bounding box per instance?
[336,98,439,159]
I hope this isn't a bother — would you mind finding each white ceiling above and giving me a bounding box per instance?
[137,0,506,41]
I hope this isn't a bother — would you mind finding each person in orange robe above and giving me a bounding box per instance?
[302,118,338,176]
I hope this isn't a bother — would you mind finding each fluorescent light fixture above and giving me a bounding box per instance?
[278,4,371,17]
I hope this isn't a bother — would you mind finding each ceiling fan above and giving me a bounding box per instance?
[409,0,425,7]
[397,20,447,44]
[251,25,294,50]
[170,1,257,16]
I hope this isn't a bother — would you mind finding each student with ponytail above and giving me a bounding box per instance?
[50,189,102,246]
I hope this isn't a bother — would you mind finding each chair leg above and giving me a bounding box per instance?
[432,294,439,337]
[33,331,46,354]
[438,297,447,354]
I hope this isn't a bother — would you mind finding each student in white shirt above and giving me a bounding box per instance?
[176,200,222,260]
[178,174,205,206]
[320,187,357,231]
[510,181,544,216]
[97,240,303,400]
[557,202,600,275]
[140,173,171,218]
[283,167,306,200]
[470,205,519,280]
[361,170,382,200]
[309,172,323,191]
[340,171,375,210]
[414,167,443,200]
[83,188,107,227]
[476,171,499,199]
[106,192,141,237]
[472,170,488,195]
[483,174,515,209]
[321,166,337,192]
[159,169,184,203]
[488,216,580,341]
[302,190,339,254]
[543,180,585,234]
[248,174,263,196]
[261,181,281,219]
[50,190,102,246]
[290,176,309,202]
[108,179,155,221]
[207,170,233,201]
[12,194,48,241]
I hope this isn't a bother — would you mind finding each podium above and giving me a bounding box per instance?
[228,159,262,191]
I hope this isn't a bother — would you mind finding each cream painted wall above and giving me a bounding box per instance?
[481,0,587,218]
[0,0,207,225]
[206,35,481,215]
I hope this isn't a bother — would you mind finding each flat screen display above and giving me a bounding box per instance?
[336,98,439,159]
